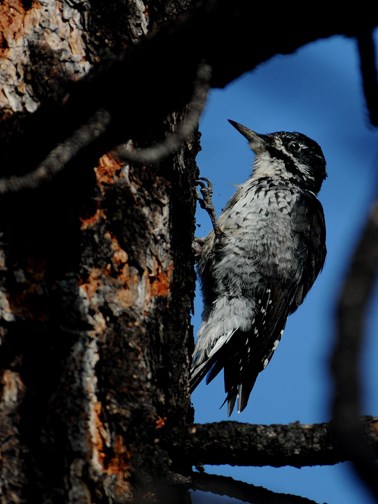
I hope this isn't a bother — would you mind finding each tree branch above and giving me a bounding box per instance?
[0,61,210,193]
[357,30,378,126]
[0,108,111,193]
[1,1,377,186]
[331,199,378,498]
[113,62,211,164]
[183,418,378,468]
[192,472,319,504]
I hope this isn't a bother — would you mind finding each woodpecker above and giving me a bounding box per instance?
[191,120,327,416]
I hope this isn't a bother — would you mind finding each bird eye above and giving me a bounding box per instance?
[288,141,302,152]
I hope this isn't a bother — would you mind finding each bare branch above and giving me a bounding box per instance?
[0,62,210,193]
[184,418,378,467]
[357,30,378,126]
[113,62,211,164]
[1,2,376,191]
[331,199,378,498]
[0,108,111,193]
[192,472,320,504]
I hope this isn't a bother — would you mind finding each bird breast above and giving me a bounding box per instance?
[202,179,303,294]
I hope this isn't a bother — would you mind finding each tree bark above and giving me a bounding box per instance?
[184,418,378,468]
[0,1,197,503]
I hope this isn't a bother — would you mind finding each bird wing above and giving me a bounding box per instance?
[223,280,299,415]
[190,329,235,393]
[289,191,326,312]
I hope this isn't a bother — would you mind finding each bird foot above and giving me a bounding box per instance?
[195,177,224,241]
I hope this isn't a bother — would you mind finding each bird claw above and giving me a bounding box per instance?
[195,177,224,241]
[195,177,214,208]
[192,237,205,260]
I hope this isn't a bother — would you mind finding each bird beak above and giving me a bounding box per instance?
[228,120,268,154]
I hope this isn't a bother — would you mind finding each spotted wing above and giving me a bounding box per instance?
[289,191,326,312]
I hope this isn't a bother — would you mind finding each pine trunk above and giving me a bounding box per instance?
[0,1,197,502]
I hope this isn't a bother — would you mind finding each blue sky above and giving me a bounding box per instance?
[190,31,378,504]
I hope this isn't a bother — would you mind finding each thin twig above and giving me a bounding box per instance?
[0,108,112,193]
[331,199,378,498]
[192,472,320,504]
[113,62,212,164]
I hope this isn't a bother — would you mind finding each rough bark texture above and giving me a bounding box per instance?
[184,418,378,468]
[0,1,197,503]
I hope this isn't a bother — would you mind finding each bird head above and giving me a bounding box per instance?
[228,119,327,194]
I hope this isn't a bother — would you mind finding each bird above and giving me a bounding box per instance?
[190,120,327,416]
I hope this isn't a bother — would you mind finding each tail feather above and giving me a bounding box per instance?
[191,298,245,390]
[190,357,215,392]
[220,391,237,417]
[191,281,298,415]
[223,358,259,416]
[205,356,225,385]
[190,296,256,410]
[238,375,258,413]
[190,342,228,392]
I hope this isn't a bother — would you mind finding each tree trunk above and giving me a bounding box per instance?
[0,1,197,502]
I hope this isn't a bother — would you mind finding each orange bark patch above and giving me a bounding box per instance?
[80,208,105,230]
[115,283,138,308]
[104,435,132,475]
[95,153,123,187]
[149,262,173,298]
[1,369,24,404]
[104,232,174,301]
[79,242,139,310]
[79,268,102,301]
[105,231,128,266]
[0,0,29,57]
[102,232,139,307]
[90,402,133,502]
[91,401,107,468]
[155,416,167,429]
[79,233,173,311]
